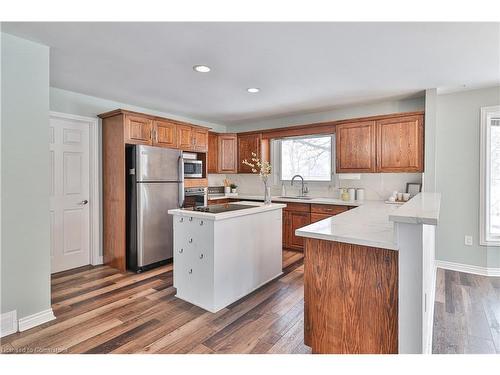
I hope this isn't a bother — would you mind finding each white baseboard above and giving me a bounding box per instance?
[18,309,56,332]
[0,310,18,338]
[436,260,500,277]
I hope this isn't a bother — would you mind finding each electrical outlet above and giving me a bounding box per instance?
[464,235,473,246]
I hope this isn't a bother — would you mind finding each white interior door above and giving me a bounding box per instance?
[50,115,90,273]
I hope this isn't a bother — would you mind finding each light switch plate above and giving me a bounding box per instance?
[464,235,473,246]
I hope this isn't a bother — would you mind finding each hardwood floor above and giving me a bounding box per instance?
[1,250,309,354]
[432,268,500,354]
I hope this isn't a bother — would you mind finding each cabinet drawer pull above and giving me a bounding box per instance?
[179,248,183,254]
[188,238,193,243]
[199,220,204,226]
[179,217,184,223]
[189,217,193,222]
[199,253,204,259]
[188,269,193,274]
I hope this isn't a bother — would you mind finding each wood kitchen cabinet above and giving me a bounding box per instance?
[218,134,237,173]
[153,119,177,148]
[208,132,238,174]
[193,128,208,152]
[177,125,208,152]
[336,121,377,173]
[336,113,424,173]
[207,132,219,173]
[283,203,311,251]
[124,114,153,145]
[177,124,194,150]
[237,133,262,173]
[376,115,424,172]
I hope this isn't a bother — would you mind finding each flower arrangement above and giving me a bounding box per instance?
[242,152,272,179]
[242,152,273,204]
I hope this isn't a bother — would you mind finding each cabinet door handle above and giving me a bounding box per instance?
[179,248,183,254]
[179,217,184,223]
[199,253,204,259]
[189,217,193,222]
[188,238,193,243]
[199,220,204,226]
[188,269,193,274]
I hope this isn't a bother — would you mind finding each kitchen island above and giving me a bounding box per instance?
[296,193,441,354]
[168,201,286,313]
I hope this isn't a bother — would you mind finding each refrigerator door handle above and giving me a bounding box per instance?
[178,155,185,208]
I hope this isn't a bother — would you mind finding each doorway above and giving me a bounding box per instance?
[49,112,101,273]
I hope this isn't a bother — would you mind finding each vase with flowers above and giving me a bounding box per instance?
[242,152,273,204]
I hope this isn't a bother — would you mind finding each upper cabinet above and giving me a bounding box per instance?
[336,113,424,173]
[124,115,153,145]
[177,124,194,150]
[193,128,209,152]
[207,132,219,173]
[336,121,377,173]
[99,109,211,153]
[237,133,262,173]
[177,125,208,152]
[208,132,237,174]
[218,134,238,173]
[153,119,177,148]
[376,115,424,172]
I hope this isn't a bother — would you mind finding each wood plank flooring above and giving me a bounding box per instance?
[432,268,500,354]
[1,250,309,354]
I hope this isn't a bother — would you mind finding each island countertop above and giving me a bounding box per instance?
[295,200,400,250]
[168,201,286,221]
[295,193,441,251]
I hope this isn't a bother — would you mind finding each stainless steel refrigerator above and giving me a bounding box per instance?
[126,145,184,272]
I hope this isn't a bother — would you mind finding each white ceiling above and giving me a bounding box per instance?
[3,22,500,126]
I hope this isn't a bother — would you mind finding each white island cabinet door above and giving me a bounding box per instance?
[191,217,214,308]
[173,215,215,311]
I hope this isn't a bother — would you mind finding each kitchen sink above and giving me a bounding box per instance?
[277,196,313,200]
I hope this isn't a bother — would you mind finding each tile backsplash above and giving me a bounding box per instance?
[208,173,422,201]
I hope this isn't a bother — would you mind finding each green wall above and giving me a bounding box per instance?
[1,33,51,318]
[435,86,500,269]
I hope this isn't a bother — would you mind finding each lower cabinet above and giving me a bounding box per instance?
[284,203,354,251]
[283,203,311,251]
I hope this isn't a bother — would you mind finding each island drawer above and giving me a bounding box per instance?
[310,204,349,216]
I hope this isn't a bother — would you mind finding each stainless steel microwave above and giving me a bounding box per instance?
[183,159,203,178]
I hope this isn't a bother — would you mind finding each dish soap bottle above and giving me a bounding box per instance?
[341,188,350,202]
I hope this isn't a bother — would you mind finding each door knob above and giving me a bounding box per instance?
[80,200,89,205]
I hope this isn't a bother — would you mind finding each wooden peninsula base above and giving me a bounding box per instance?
[304,238,399,354]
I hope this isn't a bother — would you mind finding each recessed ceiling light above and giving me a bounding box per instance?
[247,88,260,93]
[193,65,211,73]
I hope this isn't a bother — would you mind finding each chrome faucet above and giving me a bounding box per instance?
[291,175,309,196]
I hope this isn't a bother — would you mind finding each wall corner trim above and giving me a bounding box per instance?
[0,310,18,338]
[436,260,500,277]
[18,309,56,332]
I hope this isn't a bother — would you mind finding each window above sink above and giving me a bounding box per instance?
[274,134,334,182]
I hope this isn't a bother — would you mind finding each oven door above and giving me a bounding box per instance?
[183,189,207,208]
[183,160,203,178]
